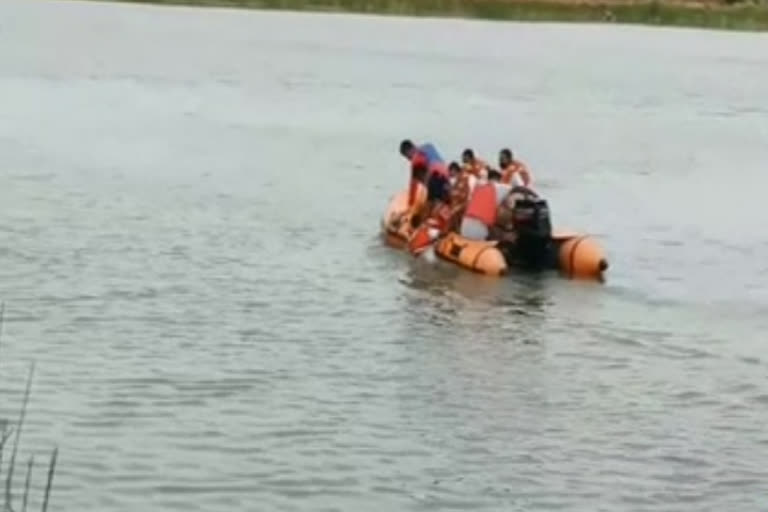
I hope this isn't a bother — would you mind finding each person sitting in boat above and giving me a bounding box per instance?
[498,148,533,188]
[459,169,511,240]
[448,161,461,187]
[461,148,489,178]
[447,160,478,230]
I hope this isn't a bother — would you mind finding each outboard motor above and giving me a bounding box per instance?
[508,187,553,269]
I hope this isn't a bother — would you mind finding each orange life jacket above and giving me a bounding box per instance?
[407,200,453,255]
[407,217,441,255]
[450,171,472,207]
[463,159,487,177]
[464,183,498,227]
[501,161,532,187]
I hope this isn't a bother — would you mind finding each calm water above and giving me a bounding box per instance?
[1,0,768,510]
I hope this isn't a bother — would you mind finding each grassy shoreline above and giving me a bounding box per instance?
[104,0,768,31]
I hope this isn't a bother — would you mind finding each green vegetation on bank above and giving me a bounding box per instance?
[107,0,768,31]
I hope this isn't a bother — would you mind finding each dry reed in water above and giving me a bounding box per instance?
[0,302,59,512]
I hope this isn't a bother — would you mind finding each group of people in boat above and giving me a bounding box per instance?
[395,139,550,260]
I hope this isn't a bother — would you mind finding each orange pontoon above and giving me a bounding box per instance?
[381,189,608,281]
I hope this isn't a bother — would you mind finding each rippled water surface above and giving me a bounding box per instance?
[2,1,768,510]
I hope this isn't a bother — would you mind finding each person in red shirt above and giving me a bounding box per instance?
[399,140,453,255]
[399,139,451,207]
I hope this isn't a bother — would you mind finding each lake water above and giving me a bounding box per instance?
[1,1,768,510]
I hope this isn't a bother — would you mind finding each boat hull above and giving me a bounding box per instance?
[381,189,607,280]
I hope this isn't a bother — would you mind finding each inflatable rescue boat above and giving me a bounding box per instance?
[381,189,608,281]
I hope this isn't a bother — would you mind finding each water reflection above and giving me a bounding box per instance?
[395,258,555,348]
[399,258,553,308]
